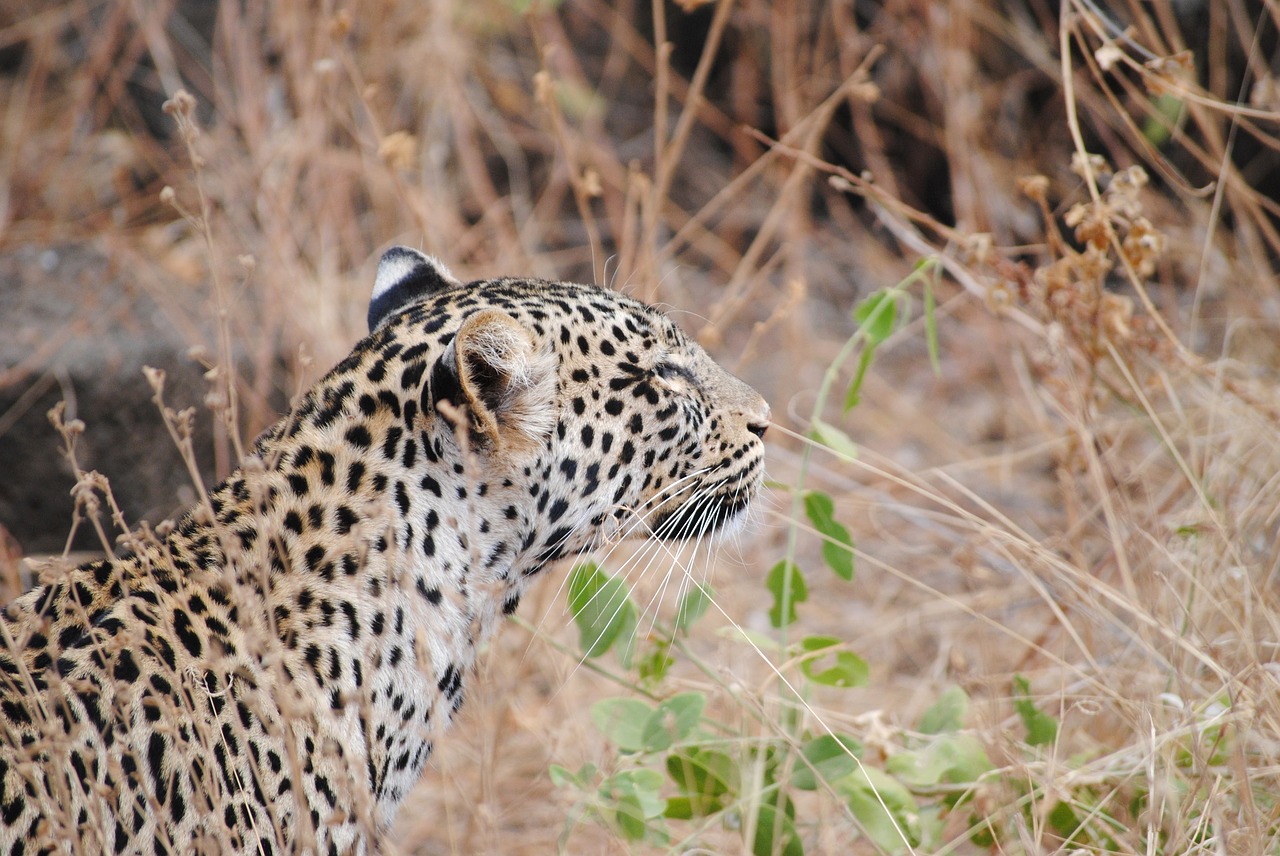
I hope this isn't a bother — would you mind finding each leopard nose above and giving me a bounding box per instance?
[746,403,771,440]
[718,367,770,440]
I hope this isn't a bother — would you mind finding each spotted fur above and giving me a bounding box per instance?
[0,248,769,854]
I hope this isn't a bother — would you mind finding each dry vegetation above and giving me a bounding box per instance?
[3,0,1280,853]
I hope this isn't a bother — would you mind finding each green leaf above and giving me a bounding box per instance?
[803,490,855,581]
[1048,800,1081,839]
[854,290,899,344]
[846,289,906,412]
[604,769,666,841]
[612,598,639,667]
[843,345,877,412]
[1012,675,1059,747]
[641,692,705,752]
[549,762,596,789]
[717,625,780,652]
[667,747,737,800]
[923,273,941,376]
[675,582,713,632]
[663,796,698,820]
[792,734,862,790]
[666,746,737,818]
[567,563,636,658]
[838,766,919,854]
[753,801,805,856]
[918,685,969,734]
[1142,93,1184,147]
[637,640,674,684]
[611,768,665,814]
[502,0,565,11]
[884,733,993,791]
[591,697,654,752]
[756,744,787,790]
[799,635,869,688]
[766,560,808,628]
[614,791,647,840]
[809,418,858,460]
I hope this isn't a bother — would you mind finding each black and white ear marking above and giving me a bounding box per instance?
[368,246,462,332]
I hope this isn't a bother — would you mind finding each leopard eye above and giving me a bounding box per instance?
[654,361,680,381]
[654,361,696,385]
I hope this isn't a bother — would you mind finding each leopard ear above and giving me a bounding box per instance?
[368,246,461,332]
[429,309,557,453]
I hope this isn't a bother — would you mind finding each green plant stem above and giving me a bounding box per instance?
[778,259,939,661]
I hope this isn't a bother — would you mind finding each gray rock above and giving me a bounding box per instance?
[0,242,219,553]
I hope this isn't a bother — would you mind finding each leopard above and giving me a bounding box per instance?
[0,246,770,855]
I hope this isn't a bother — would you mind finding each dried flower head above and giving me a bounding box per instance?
[161,89,197,119]
[1017,175,1050,203]
[1107,166,1149,219]
[1100,292,1134,340]
[1071,151,1111,182]
[379,131,417,171]
[1122,217,1165,279]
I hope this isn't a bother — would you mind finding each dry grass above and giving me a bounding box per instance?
[4,0,1280,853]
